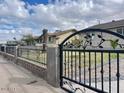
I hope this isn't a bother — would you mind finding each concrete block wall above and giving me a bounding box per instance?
[16,58,47,80]
[0,46,60,88]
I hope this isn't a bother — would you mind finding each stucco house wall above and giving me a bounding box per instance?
[88,19,124,48]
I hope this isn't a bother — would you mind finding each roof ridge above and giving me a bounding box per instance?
[89,19,124,29]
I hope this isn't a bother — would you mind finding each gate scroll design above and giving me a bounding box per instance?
[59,29,124,93]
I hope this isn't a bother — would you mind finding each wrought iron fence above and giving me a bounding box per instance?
[0,45,5,52]
[60,29,124,93]
[6,46,16,55]
[18,46,47,67]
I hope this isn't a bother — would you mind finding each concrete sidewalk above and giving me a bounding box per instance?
[0,56,65,93]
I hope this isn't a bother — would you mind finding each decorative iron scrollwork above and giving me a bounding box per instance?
[63,33,124,49]
[63,81,86,93]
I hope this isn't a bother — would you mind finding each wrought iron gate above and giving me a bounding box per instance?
[59,29,124,93]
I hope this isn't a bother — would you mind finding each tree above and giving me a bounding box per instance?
[21,34,35,45]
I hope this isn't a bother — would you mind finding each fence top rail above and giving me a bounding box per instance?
[6,46,16,48]
[62,48,124,53]
[18,46,46,51]
[1,46,47,51]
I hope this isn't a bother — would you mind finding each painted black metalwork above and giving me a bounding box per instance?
[6,46,16,55]
[108,52,111,93]
[117,53,120,93]
[95,52,97,88]
[18,47,47,67]
[63,81,86,93]
[59,28,124,93]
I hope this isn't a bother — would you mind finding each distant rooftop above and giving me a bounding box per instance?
[48,29,77,36]
[89,19,124,29]
[35,29,77,39]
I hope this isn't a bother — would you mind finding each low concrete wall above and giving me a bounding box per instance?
[0,51,47,80]
[17,57,47,80]
[0,51,15,61]
[0,47,60,88]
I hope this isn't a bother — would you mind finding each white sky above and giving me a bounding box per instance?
[0,0,124,41]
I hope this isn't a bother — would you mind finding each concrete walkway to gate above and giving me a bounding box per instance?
[1,54,124,93]
[0,55,65,93]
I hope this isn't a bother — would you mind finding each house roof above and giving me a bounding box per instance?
[48,29,77,36]
[89,19,124,29]
[37,29,77,39]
